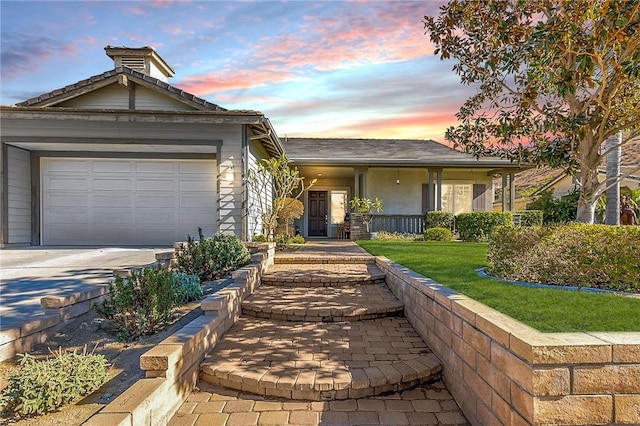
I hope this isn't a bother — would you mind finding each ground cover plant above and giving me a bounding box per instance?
[358,241,640,332]
[0,347,109,418]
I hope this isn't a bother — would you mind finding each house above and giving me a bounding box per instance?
[1,46,524,246]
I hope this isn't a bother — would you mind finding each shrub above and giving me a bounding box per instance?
[527,189,579,224]
[274,233,290,250]
[289,235,305,244]
[516,210,543,227]
[171,273,202,305]
[251,234,268,242]
[374,231,423,241]
[456,211,513,242]
[0,347,109,417]
[175,229,251,281]
[488,224,640,292]
[424,227,454,242]
[95,267,176,339]
[425,211,455,231]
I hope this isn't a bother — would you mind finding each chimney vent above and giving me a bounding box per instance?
[104,46,175,82]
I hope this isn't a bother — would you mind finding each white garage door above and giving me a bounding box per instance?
[42,158,217,245]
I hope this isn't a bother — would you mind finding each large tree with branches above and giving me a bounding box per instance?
[425,0,640,222]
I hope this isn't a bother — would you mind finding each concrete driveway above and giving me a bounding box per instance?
[0,247,167,330]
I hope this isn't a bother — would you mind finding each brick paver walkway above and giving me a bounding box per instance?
[170,241,468,425]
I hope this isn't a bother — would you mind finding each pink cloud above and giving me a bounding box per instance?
[176,68,295,95]
[162,24,183,35]
[152,0,173,7]
[129,6,145,15]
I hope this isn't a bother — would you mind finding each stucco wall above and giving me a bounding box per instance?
[377,257,640,426]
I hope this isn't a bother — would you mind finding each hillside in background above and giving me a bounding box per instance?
[496,135,640,201]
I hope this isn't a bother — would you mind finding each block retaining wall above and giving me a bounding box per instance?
[83,242,275,426]
[377,256,640,426]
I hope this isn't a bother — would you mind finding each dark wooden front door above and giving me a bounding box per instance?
[308,191,328,237]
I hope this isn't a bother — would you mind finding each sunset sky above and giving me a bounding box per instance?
[0,0,470,143]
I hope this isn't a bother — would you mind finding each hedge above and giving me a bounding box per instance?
[456,211,513,242]
[488,224,640,293]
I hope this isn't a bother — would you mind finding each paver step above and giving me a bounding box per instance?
[261,263,386,287]
[274,255,376,264]
[243,284,404,322]
[200,317,442,400]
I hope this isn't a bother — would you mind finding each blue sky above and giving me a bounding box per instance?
[0,0,469,142]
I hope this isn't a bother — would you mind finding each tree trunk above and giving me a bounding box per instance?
[576,165,600,223]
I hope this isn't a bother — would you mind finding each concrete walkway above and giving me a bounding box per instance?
[170,241,468,425]
[0,247,163,329]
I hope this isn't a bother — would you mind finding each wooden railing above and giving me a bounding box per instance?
[370,215,425,234]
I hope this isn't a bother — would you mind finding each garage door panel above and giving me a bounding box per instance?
[48,178,89,191]
[180,194,215,208]
[92,178,132,191]
[92,161,132,173]
[47,194,89,207]
[93,194,132,208]
[48,210,89,224]
[137,161,176,173]
[92,210,133,224]
[136,195,176,208]
[42,158,217,245]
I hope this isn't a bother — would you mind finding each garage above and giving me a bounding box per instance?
[41,158,217,246]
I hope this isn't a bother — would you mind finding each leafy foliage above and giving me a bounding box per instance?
[349,197,383,233]
[456,211,513,241]
[527,189,579,224]
[374,231,423,241]
[425,1,640,222]
[247,153,315,238]
[251,234,268,242]
[516,210,544,227]
[424,211,456,231]
[95,267,177,339]
[488,224,640,292]
[424,227,454,242]
[171,273,202,305]
[174,228,251,281]
[277,197,304,235]
[0,347,109,417]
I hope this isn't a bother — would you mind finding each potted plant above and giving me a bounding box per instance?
[349,197,383,239]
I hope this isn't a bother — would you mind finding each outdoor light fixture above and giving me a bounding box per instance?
[396,168,400,185]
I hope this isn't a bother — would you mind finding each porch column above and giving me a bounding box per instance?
[436,169,443,211]
[427,170,435,211]
[502,172,508,212]
[354,171,360,198]
[509,172,516,212]
[353,168,368,198]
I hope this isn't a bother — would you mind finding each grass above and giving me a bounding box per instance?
[358,240,640,333]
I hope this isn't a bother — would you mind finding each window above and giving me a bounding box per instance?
[441,184,473,214]
[330,191,348,224]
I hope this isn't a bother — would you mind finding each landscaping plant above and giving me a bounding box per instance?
[424,211,455,232]
[0,346,109,417]
[349,197,383,233]
[174,228,251,281]
[424,227,454,242]
[171,273,202,305]
[95,267,177,339]
[456,211,512,242]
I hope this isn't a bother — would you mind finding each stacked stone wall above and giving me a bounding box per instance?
[376,257,640,425]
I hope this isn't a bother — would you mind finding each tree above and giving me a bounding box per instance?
[277,197,304,235]
[349,197,383,233]
[247,153,315,239]
[425,0,640,223]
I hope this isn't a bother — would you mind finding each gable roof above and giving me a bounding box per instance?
[16,66,225,111]
[282,138,524,169]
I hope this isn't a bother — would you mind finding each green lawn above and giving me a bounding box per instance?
[358,241,640,332]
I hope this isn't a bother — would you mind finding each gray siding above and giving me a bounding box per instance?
[60,85,129,109]
[247,141,272,238]
[135,86,194,111]
[7,146,31,244]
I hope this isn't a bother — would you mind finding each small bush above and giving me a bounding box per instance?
[488,224,640,292]
[425,211,455,231]
[374,231,423,241]
[527,189,579,224]
[0,347,109,417]
[274,233,290,250]
[456,211,513,242]
[175,228,251,281]
[424,227,454,242]
[171,273,202,305]
[516,210,543,227]
[251,234,268,242]
[95,267,176,339]
[289,235,305,244]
